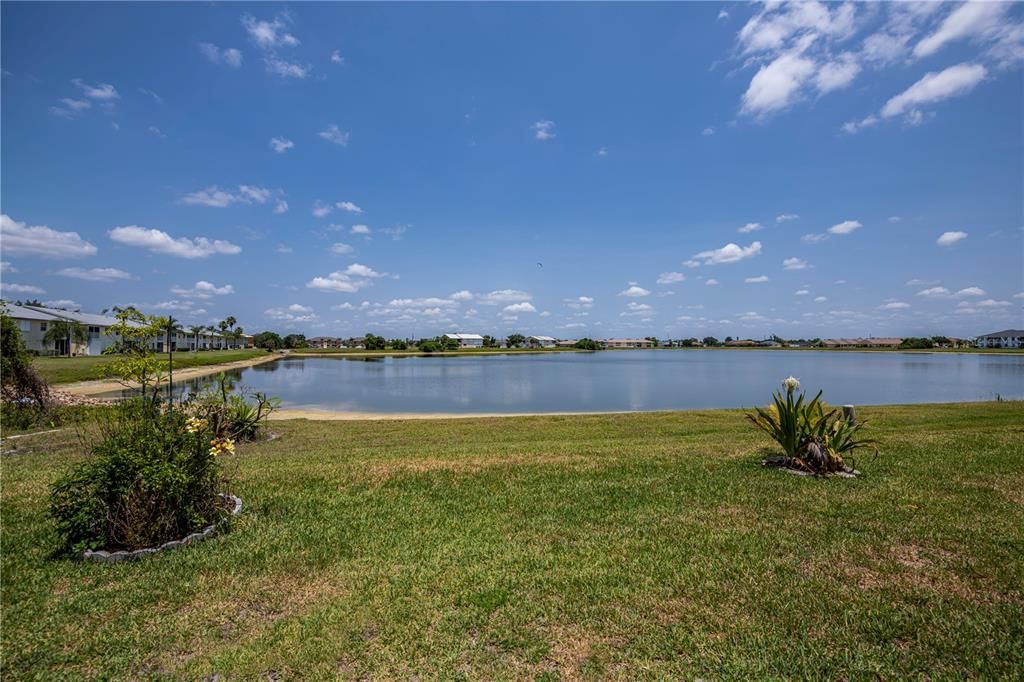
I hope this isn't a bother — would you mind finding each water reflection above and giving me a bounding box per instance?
[101,351,1024,413]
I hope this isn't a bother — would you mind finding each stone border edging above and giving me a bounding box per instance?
[80,494,242,563]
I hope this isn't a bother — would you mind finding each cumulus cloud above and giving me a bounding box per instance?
[878,301,911,310]
[656,272,685,284]
[619,285,651,297]
[269,137,294,153]
[801,233,829,243]
[828,220,862,235]
[331,50,344,65]
[564,296,594,309]
[337,201,363,214]
[241,13,299,50]
[312,200,334,218]
[955,286,985,297]
[741,52,817,117]
[199,43,243,68]
[108,226,241,259]
[738,222,763,234]
[1,283,46,294]
[264,57,310,79]
[265,305,318,324]
[503,302,536,314]
[274,200,289,214]
[72,78,119,101]
[917,286,951,297]
[795,289,809,296]
[41,299,81,310]
[745,275,770,284]
[170,281,235,298]
[330,243,354,255]
[0,261,15,273]
[532,120,556,140]
[813,296,828,303]
[180,185,275,208]
[937,231,968,246]
[776,213,799,222]
[883,63,987,119]
[350,224,371,235]
[0,214,98,259]
[476,289,532,305]
[306,263,386,293]
[57,267,132,282]
[782,257,810,270]
[689,241,762,265]
[705,279,719,286]
[702,128,715,136]
[319,124,350,146]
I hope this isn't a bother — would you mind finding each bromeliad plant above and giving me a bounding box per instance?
[747,376,877,475]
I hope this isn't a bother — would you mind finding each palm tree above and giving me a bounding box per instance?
[230,326,245,349]
[189,325,205,352]
[43,319,89,357]
[207,325,220,349]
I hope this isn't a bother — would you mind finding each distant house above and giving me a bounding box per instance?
[556,339,578,347]
[309,336,343,349]
[755,339,781,348]
[976,329,1024,349]
[725,339,756,347]
[603,338,654,349]
[444,333,484,348]
[3,304,132,355]
[823,337,902,349]
[527,335,557,348]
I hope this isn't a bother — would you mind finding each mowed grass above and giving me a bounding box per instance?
[2,402,1022,679]
[32,349,269,385]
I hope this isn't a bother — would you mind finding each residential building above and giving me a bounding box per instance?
[444,333,484,348]
[975,329,1024,349]
[527,335,558,348]
[603,338,654,349]
[823,337,903,349]
[3,304,64,354]
[309,336,343,349]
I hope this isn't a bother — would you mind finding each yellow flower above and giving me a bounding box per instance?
[186,416,208,434]
[208,437,235,456]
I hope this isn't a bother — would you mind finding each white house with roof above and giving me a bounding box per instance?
[975,329,1024,349]
[443,333,484,348]
[527,335,558,348]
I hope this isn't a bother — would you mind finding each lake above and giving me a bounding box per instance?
[107,350,1024,414]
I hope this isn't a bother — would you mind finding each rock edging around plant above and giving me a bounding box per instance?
[761,456,860,478]
[80,494,243,562]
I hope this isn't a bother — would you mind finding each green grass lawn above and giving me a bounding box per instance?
[2,402,1022,678]
[32,349,269,385]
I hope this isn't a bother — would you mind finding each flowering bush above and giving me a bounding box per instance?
[747,376,876,474]
[49,399,231,554]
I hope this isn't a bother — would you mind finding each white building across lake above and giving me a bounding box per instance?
[527,335,557,348]
[443,333,484,348]
[975,329,1024,349]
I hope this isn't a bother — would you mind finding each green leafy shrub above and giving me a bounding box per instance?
[747,377,876,474]
[1,307,55,430]
[49,399,229,554]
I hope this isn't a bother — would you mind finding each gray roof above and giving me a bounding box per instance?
[444,333,483,340]
[30,307,122,327]
[978,329,1024,338]
[2,303,61,322]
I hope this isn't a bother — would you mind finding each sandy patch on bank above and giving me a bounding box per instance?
[58,353,282,397]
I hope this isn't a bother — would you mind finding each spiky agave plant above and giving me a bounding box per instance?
[746,376,817,458]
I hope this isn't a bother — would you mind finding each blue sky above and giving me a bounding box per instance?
[2,1,1022,339]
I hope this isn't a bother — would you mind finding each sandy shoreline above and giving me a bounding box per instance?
[58,353,282,397]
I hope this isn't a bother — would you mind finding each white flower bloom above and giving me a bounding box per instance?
[782,376,801,393]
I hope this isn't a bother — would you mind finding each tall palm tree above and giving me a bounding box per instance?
[43,319,89,357]
[230,326,245,349]
[207,325,220,349]
[189,325,205,352]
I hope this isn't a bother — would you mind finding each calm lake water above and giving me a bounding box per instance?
[109,350,1024,413]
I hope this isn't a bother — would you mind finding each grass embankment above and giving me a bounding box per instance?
[2,402,1022,678]
[32,349,269,385]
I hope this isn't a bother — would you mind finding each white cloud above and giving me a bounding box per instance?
[564,296,594,309]
[813,296,828,303]
[741,52,816,117]
[274,200,289,214]
[745,275,770,284]
[596,146,609,156]
[532,120,556,140]
[381,225,409,240]
[57,267,132,282]
[906,278,939,286]
[882,63,987,120]
[331,50,344,65]
[241,13,299,50]
[888,216,902,223]
[199,43,243,68]
[0,214,98,259]
[1012,292,1024,300]
[937,231,968,246]
[276,244,293,254]
[717,10,729,21]
[450,290,474,302]
[955,286,986,297]
[330,243,353,255]
[776,213,799,222]
[656,272,685,284]
[690,241,762,265]
[782,257,810,270]
[619,285,651,297]
[312,200,334,218]
[41,299,80,310]
[332,302,354,310]
[237,185,272,204]
[350,224,371,235]
[914,2,1011,59]
[878,301,911,310]
[180,185,275,208]
[270,137,294,153]
[705,279,719,286]
[828,220,862,235]
[265,305,318,324]
[702,127,715,136]
[170,281,235,298]
[138,87,163,104]
[977,298,1011,308]
[477,289,531,305]
[337,201,363,214]
[147,126,167,139]
[319,124,350,146]
[795,289,809,295]
[264,57,310,79]
[0,261,15,273]
[503,302,536,314]
[815,54,861,94]
[1,283,46,294]
[108,226,241,259]
[72,78,119,101]
[738,222,763,234]
[801,233,829,243]
[917,286,951,297]
[306,264,386,294]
